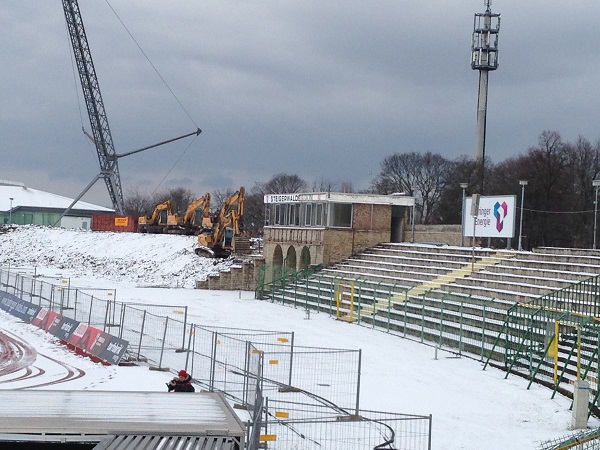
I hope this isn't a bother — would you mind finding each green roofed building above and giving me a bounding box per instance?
[0,179,113,229]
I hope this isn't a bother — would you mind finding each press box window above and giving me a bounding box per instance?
[329,203,352,228]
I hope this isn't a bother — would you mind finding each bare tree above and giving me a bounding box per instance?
[245,173,308,235]
[254,173,308,195]
[152,187,196,216]
[124,188,154,218]
[371,152,453,224]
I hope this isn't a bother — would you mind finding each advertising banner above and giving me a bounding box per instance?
[2,291,129,365]
[52,316,81,341]
[0,291,41,323]
[463,195,517,238]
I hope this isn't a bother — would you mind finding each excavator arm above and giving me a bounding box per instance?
[195,187,245,258]
[182,193,211,225]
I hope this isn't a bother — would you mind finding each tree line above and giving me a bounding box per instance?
[125,130,600,249]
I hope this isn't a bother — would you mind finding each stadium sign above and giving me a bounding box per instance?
[463,195,516,238]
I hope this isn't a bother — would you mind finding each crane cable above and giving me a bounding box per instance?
[104,0,202,197]
[104,0,199,130]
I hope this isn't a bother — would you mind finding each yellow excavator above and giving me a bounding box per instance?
[179,193,212,235]
[137,200,179,233]
[195,187,245,258]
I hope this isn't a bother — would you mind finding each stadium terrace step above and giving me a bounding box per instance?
[259,243,600,371]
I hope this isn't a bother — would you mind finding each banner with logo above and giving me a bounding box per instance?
[463,195,516,238]
[2,294,128,365]
[0,291,41,323]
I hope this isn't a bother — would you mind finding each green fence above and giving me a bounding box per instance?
[484,275,600,417]
[256,263,509,361]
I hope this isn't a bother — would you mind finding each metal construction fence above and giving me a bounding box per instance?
[0,266,432,449]
[539,427,600,450]
[260,399,432,450]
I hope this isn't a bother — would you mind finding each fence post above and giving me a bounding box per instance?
[137,310,146,361]
[190,324,196,382]
[421,297,425,343]
[118,303,126,340]
[403,294,408,337]
[481,300,487,361]
[157,316,169,370]
[73,289,78,321]
[181,306,188,351]
[288,331,295,387]
[243,340,250,406]
[439,298,444,347]
[88,296,94,326]
[185,323,194,371]
[103,299,111,332]
[210,331,218,391]
[50,284,55,311]
[355,349,362,416]
[459,301,464,355]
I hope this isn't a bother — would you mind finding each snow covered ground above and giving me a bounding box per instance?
[0,225,598,449]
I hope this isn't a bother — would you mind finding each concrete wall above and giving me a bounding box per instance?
[195,257,264,291]
[411,224,462,246]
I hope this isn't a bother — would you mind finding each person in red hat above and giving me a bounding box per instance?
[167,369,195,392]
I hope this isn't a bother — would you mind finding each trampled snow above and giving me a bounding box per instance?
[0,225,597,449]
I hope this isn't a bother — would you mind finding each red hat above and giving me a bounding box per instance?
[178,370,187,378]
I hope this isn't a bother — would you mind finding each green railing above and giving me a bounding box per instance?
[484,274,600,417]
[539,427,600,450]
[257,263,508,361]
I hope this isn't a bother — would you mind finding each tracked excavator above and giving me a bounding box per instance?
[195,187,245,258]
[179,193,212,235]
[137,200,179,233]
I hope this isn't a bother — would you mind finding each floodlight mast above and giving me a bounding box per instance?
[471,0,500,194]
[59,0,201,223]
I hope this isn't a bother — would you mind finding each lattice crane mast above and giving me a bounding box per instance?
[60,0,201,219]
[62,0,125,213]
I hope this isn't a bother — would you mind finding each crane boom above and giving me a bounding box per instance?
[62,0,125,213]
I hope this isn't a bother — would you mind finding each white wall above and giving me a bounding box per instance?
[60,216,91,230]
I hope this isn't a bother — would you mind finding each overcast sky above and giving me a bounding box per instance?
[2,1,600,208]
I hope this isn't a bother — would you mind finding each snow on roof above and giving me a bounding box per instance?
[0,184,113,213]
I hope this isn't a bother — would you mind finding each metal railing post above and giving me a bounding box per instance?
[355,348,362,416]
[157,316,169,370]
[137,310,147,361]
[288,331,295,387]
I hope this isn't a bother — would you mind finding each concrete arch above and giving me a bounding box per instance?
[300,246,311,269]
[285,246,297,271]
[273,244,284,280]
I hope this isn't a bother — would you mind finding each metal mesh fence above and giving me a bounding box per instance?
[539,428,600,450]
[261,399,432,450]
[0,266,432,450]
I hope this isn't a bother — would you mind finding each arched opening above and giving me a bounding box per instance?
[285,246,297,272]
[273,245,283,281]
[300,246,311,269]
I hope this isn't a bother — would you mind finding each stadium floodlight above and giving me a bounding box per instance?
[471,0,500,194]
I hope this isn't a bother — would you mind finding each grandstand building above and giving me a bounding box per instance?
[262,192,414,269]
